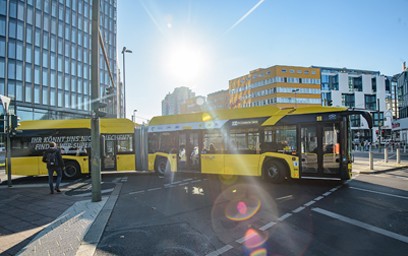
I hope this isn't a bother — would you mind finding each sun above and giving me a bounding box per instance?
[165,42,207,83]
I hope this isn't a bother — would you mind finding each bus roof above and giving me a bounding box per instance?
[149,105,348,126]
[17,118,138,133]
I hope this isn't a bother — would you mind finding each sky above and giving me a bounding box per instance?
[116,0,408,122]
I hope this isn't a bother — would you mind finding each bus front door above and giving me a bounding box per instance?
[102,136,116,171]
[300,123,341,178]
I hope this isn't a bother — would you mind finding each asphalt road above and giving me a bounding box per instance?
[91,170,408,256]
[2,163,407,255]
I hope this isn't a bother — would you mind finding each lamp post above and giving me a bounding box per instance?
[121,47,132,118]
[132,109,137,123]
[292,89,299,108]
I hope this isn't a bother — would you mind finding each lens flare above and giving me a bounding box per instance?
[211,184,278,245]
[218,174,238,185]
[225,197,261,221]
[250,248,268,256]
[244,228,267,249]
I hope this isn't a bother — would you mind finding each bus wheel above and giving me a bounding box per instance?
[155,158,169,176]
[263,160,286,184]
[63,161,81,179]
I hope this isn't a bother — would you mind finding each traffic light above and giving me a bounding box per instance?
[11,115,20,130]
[0,114,4,133]
[94,101,108,118]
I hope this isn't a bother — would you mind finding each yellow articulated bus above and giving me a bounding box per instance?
[142,105,372,183]
[10,118,137,178]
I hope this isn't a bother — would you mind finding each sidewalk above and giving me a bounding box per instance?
[352,150,408,174]
[0,170,119,256]
[0,157,407,256]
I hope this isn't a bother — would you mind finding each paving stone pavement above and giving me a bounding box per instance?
[17,198,107,256]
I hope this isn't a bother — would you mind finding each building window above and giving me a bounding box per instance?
[342,93,355,108]
[364,95,376,111]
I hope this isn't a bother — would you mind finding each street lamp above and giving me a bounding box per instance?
[292,89,299,108]
[132,109,137,123]
[121,47,132,118]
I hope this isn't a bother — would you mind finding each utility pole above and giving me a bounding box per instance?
[91,0,101,202]
[377,98,381,152]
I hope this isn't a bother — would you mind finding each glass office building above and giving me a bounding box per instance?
[0,0,117,120]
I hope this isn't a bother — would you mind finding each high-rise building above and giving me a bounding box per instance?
[0,0,118,120]
[161,86,196,115]
[229,65,321,109]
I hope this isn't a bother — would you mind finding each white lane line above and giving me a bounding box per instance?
[323,191,332,196]
[314,196,324,201]
[278,213,292,221]
[191,179,202,183]
[349,187,408,200]
[147,187,161,192]
[292,206,305,213]
[276,195,293,201]
[312,207,408,244]
[304,200,316,207]
[178,182,189,186]
[129,190,145,195]
[259,221,277,231]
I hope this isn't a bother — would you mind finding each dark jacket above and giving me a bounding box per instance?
[42,148,65,169]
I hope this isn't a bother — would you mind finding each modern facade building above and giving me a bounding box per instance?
[161,86,196,115]
[315,66,393,143]
[229,65,321,109]
[0,0,118,121]
[207,89,229,110]
[395,63,408,144]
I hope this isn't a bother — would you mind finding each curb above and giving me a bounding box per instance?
[76,183,122,256]
[358,165,408,174]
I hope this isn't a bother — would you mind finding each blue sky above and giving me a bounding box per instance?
[117,0,408,121]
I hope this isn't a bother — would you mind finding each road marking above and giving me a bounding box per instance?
[292,206,305,213]
[129,190,144,195]
[349,186,408,200]
[312,207,408,244]
[278,213,292,221]
[147,187,161,192]
[259,221,277,231]
[304,200,316,207]
[276,195,293,201]
[207,184,343,255]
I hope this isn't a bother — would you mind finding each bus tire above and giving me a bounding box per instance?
[63,161,81,179]
[155,158,169,176]
[263,160,286,184]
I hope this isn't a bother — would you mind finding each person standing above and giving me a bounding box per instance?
[42,142,65,194]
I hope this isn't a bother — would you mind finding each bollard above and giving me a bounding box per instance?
[396,147,401,164]
[369,145,374,171]
[384,147,388,163]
